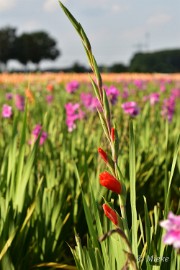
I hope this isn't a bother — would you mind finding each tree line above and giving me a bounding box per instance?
[129,50,180,73]
[0,26,60,69]
[99,49,180,73]
[0,26,180,73]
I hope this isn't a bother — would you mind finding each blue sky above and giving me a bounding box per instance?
[0,0,179,69]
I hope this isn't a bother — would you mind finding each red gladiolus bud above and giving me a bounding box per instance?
[99,171,121,194]
[103,204,118,225]
[98,147,108,163]
[111,127,115,142]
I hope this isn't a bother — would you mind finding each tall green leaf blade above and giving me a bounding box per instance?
[129,121,138,260]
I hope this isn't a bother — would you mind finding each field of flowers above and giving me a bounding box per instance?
[0,70,179,269]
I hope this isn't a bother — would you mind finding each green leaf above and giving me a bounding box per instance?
[82,193,99,248]
[129,121,138,259]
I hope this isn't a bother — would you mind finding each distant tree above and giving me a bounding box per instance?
[71,62,88,73]
[109,63,128,73]
[13,33,32,66]
[30,31,60,66]
[14,31,60,68]
[0,26,16,68]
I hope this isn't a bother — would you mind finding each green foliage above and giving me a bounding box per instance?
[130,49,180,73]
[0,26,60,69]
[109,63,128,73]
[0,27,16,65]
[14,31,60,66]
[0,81,105,268]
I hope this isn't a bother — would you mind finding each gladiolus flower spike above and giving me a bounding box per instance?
[99,171,121,194]
[103,203,118,225]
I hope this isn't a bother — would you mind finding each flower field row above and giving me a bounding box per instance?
[0,70,179,269]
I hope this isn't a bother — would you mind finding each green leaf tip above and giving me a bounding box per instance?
[58,1,91,51]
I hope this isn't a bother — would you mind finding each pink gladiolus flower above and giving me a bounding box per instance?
[160,83,166,92]
[5,93,13,100]
[15,94,25,111]
[2,104,12,118]
[149,92,160,105]
[171,88,180,99]
[161,96,175,122]
[122,88,129,99]
[65,102,84,132]
[32,124,42,137]
[66,81,79,93]
[46,95,53,104]
[121,101,140,117]
[133,79,145,90]
[105,85,119,105]
[80,92,101,111]
[143,93,160,105]
[160,212,180,249]
[31,124,48,145]
[39,132,48,145]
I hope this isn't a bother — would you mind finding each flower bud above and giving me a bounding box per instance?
[99,171,121,194]
[98,147,108,163]
[103,203,118,225]
[111,127,115,142]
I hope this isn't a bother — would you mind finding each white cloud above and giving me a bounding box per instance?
[111,4,129,13]
[147,13,172,26]
[43,0,60,12]
[0,0,17,12]
[20,20,42,32]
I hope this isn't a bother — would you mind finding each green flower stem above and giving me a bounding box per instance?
[118,194,130,242]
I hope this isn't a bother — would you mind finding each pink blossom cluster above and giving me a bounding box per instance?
[46,95,54,104]
[159,79,172,92]
[143,92,160,105]
[122,87,129,99]
[2,104,12,118]
[2,93,25,118]
[160,82,166,92]
[149,92,160,105]
[65,103,84,132]
[161,95,176,122]
[5,93,13,100]
[171,88,180,99]
[133,79,146,90]
[80,92,101,111]
[30,124,48,145]
[160,212,180,249]
[121,101,140,117]
[104,85,120,105]
[66,80,79,93]
[15,94,25,111]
